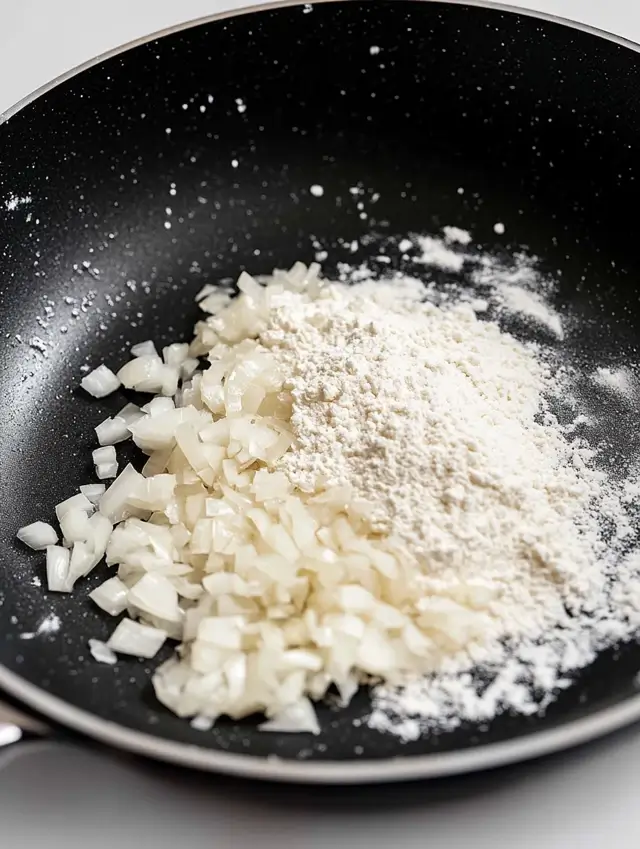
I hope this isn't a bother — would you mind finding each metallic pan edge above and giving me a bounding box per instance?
[1,0,640,783]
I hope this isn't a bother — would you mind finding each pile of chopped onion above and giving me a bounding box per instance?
[17,262,462,736]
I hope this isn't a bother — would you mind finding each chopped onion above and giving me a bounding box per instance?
[163,342,189,367]
[88,639,117,665]
[127,474,176,510]
[181,358,200,380]
[117,402,144,427]
[128,573,182,623]
[80,484,106,504]
[161,366,180,398]
[97,462,118,480]
[131,340,158,358]
[60,508,91,544]
[93,446,116,467]
[195,283,217,302]
[86,512,113,561]
[89,576,129,616]
[95,416,130,446]
[237,271,263,299]
[99,464,145,523]
[142,448,173,478]
[16,521,58,550]
[55,493,93,521]
[80,364,121,398]
[190,715,214,731]
[145,397,176,417]
[197,616,244,650]
[198,290,232,313]
[117,355,167,393]
[259,699,320,735]
[107,618,167,658]
[46,545,71,592]
[67,542,95,588]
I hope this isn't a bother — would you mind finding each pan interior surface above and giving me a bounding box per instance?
[2,0,640,779]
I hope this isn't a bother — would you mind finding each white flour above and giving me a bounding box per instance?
[273,229,640,738]
[327,230,566,340]
[19,612,61,641]
[4,193,31,212]
[593,366,636,399]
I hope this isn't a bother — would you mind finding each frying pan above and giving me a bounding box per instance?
[2,0,640,784]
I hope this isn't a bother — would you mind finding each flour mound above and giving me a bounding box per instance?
[260,272,640,737]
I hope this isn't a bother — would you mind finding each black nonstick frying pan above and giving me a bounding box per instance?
[2,0,640,784]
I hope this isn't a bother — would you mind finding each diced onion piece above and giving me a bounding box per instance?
[175,424,214,485]
[336,585,376,613]
[202,572,252,597]
[117,355,167,393]
[204,498,234,518]
[281,649,323,672]
[181,358,200,380]
[128,573,182,623]
[163,342,189,367]
[195,283,217,302]
[99,464,145,523]
[89,576,129,616]
[97,462,119,480]
[190,715,214,731]
[145,397,176,417]
[237,271,263,298]
[197,616,245,650]
[80,484,106,504]
[88,639,117,665]
[131,340,158,358]
[142,448,172,478]
[16,521,58,550]
[93,446,116,466]
[107,619,168,658]
[127,474,176,511]
[161,366,180,398]
[67,541,94,588]
[95,416,130,446]
[55,493,93,521]
[118,402,145,427]
[129,407,201,453]
[60,508,91,544]
[356,627,397,675]
[225,357,275,415]
[80,364,121,398]
[259,699,320,735]
[336,675,359,707]
[199,418,230,445]
[86,512,113,561]
[46,545,71,592]
[265,431,294,464]
[199,293,233,315]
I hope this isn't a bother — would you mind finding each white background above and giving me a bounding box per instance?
[1,2,640,847]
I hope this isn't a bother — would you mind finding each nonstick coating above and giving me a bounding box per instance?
[2,0,640,782]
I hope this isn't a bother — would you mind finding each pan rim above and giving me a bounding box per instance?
[2,0,640,783]
[2,0,640,126]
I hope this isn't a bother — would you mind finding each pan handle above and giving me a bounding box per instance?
[0,701,50,746]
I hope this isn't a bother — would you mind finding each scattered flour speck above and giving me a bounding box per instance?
[593,366,636,398]
[4,194,32,212]
[20,613,61,641]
